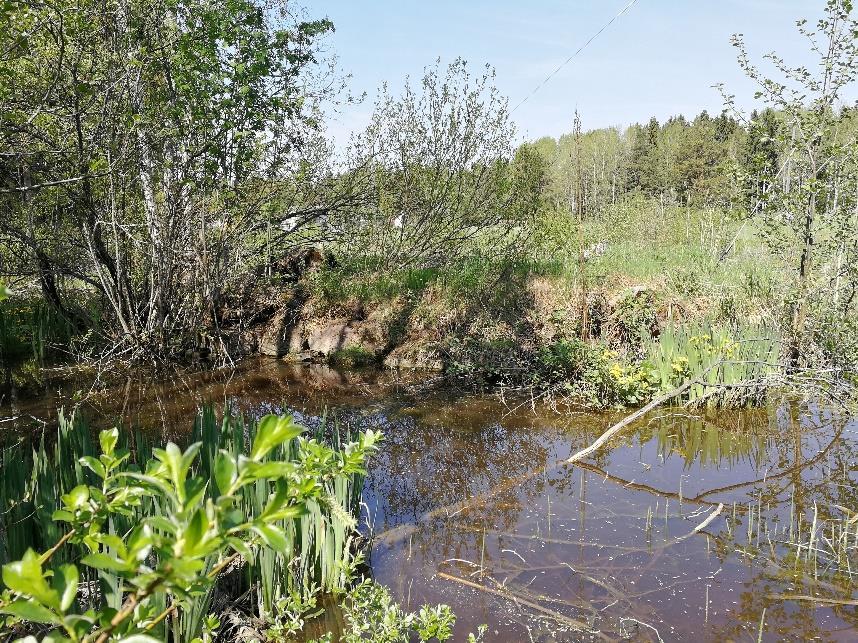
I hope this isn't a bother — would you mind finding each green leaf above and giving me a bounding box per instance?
[213,450,236,494]
[53,564,79,612]
[167,556,206,579]
[240,460,296,482]
[2,549,59,609]
[251,524,288,552]
[0,599,61,625]
[61,484,90,510]
[155,442,202,503]
[80,456,106,479]
[250,415,303,461]
[99,428,119,457]
[116,636,163,643]
[121,471,173,497]
[81,553,129,573]
[54,564,79,612]
[226,537,253,561]
[184,477,208,512]
[183,508,210,555]
[0,281,11,301]
[144,515,178,534]
[263,503,306,522]
[260,479,290,520]
[126,524,153,562]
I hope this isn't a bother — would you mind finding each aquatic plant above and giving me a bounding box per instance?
[0,407,380,642]
[531,339,659,408]
[337,579,486,643]
[647,322,781,406]
[0,298,79,365]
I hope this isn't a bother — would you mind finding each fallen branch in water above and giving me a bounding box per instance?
[435,571,612,640]
[374,376,704,548]
[454,502,724,555]
[767,594,858,607]
[675,503,724,542]
[565,376,698,465]
[373,465,553,547]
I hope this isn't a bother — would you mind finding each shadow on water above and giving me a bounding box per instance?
[2,359,856,641]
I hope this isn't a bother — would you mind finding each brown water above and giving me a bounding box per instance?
[3,358,857,642]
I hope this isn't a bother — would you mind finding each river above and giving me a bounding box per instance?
[2,358,856,641]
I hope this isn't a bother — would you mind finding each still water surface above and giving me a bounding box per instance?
[3,358,856,642]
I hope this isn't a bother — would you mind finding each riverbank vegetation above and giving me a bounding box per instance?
[3,1,856,413]
[1,0,858,640]
[0,406,486,642]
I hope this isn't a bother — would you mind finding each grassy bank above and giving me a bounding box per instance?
[296,197,794,409]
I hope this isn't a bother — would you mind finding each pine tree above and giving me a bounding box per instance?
[627,117,661,194]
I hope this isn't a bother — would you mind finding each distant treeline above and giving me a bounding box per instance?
[530,107,858,217]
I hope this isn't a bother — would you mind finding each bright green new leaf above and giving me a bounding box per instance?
[81,552,130,573]
[143,515,178,534]
[52,509,75,522]
[213,450,236,494]
[263,503,307,522]
[79,456,106,479]
[183,508,210,555]
[54,563,79,612]
[240,460,296,482]
[99,428,119,457]
[126,524,154,561]
[251,524,288,552]
[2,549,59,609]
[61,484,90,510]
[154,441,202,503]
[250,415,302,461]
[0,599,61,625]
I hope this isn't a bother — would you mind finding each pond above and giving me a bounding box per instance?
[2,358,856,641]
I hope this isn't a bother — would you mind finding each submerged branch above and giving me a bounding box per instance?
[375,375,712,548]
[565,376,698,465]
[435,571,613,640]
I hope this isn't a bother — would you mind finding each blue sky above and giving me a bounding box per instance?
[308,1,824,144]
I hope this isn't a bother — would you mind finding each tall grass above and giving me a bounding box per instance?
[310,255,567,305]
[0,406,368,641]
[0,299,78,363]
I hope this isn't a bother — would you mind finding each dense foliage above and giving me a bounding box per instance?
[0,0,338,357]
[0,410,380,641]
[3,1,856,373]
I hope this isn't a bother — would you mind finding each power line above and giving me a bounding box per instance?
[510,0,642,114]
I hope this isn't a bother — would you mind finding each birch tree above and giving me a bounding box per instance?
[720,0,858,366]
[0,0,338,360]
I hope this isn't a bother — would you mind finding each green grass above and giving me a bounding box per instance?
[329,345,379,368]
[534,196,786,303]
[313,198,786,324]
[0,298,78,363]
